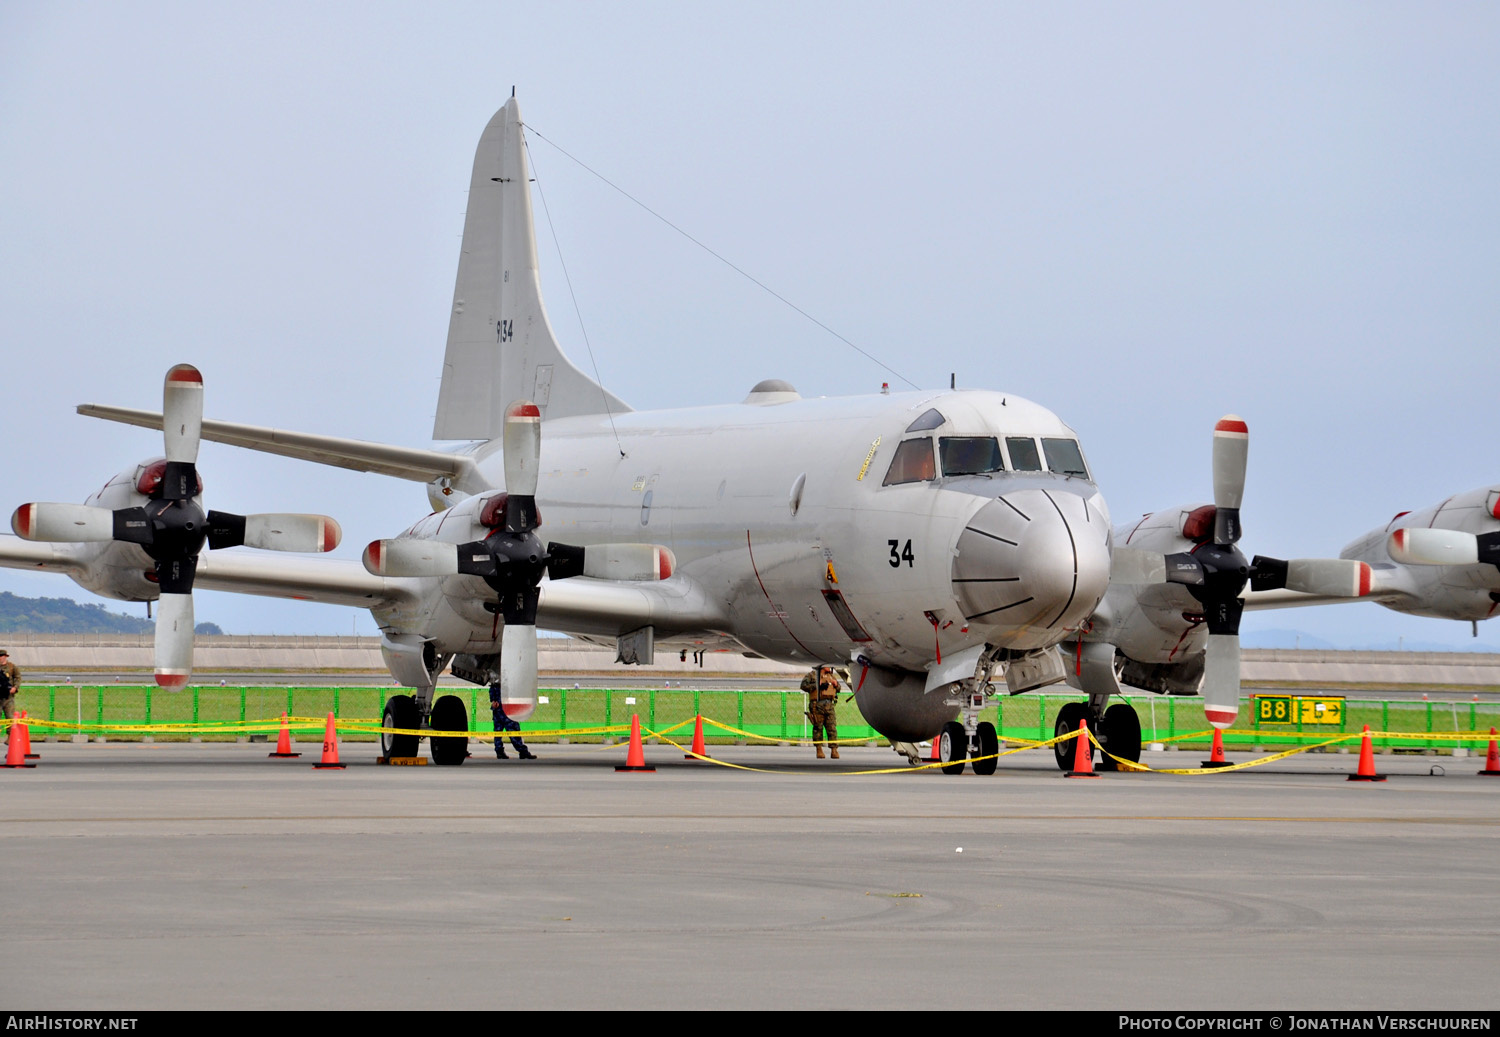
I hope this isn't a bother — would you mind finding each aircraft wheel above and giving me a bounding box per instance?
[1102,702,1142,768]
[429,695,469,766]
[1053,702,1088,772]
[382,695,421,760]
[972,721,999,776]
[939,721,967,775]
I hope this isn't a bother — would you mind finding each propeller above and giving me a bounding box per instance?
[1388,527,1500,568]
[1109,416,1371,729]
[11,364,341,688]
[362,399,673,712]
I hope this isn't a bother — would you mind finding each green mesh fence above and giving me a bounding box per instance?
[12,685,1500,749]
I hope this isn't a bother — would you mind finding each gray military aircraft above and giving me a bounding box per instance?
[0,97,1374,768]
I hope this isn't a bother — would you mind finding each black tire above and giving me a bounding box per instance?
[972,721,999,776]
[382,695,421,760]
[1053,701,1089,772]
[939,721,967,775]
[429,695,469,766]
[1101,702,1142,769]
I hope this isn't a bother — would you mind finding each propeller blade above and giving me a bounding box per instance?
[499,623,539,721]
[162,364,204,466]
[1162,552,1206,586]
[362,539,459,578]
[154,592,194,689]
[1109,547,1166,585]
[561,543,676,582]
[1202,632,1240,729]
[11,503,115,543]
[1271,557,1373,597]
[545,542,586,581]
[503,400,541,498]
[207,512,341,553]
[1388,527,1478,566]
[1211,415,1247,544]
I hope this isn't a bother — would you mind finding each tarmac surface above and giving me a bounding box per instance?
[4,738,1499,1010]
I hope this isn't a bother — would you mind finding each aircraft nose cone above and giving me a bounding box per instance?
[952,489,1110,647]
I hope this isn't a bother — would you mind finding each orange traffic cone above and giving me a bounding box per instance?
[1479,728,1500,777]
[269,712,301,758]
[312,712,346,770]
[927,734,942,763]
[4,715,35,769]
[19,711,38,760]
[684,714,710,760]
[615,713,655,772]
[1064,717,1100,778]
[1202,727,1232,769]
[1347,724,1386,782]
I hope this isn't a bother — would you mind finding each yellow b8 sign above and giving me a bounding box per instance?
[1255,695,1344,726]
[1257,696,1294,724]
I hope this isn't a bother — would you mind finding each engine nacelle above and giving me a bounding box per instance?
[852,660,958,743]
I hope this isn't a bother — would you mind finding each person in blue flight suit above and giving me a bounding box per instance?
[489,682,538,760]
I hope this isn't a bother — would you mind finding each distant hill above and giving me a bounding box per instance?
[0,592,222,635]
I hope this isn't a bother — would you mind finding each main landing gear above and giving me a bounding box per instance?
[1051,699,1142,772]
[1052,642,1144,772]
[381,691,471,766]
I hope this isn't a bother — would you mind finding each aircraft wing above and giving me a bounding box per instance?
[192,552,420,610]
[537,574,727,640]
[0,535,86,575]
[77,405,480,486]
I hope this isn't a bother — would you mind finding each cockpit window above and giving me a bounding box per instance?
[940,437,1004,476]
[1005,436,1043,472]
[882,438,936,485]
[1041,438,1089,478]
[904,408,946,433]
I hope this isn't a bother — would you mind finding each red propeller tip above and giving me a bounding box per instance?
[156,672,190,689]
[1205,707,1237,728]
[319,518,342,553]
[506,401,541,420]
[165,364,203,385]
[1213,416,1248,436]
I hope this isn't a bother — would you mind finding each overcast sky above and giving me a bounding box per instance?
[2,2,1496,649]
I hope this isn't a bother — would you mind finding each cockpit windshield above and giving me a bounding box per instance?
[1041,438,1089,478]
[940,437,1004,476]
[1006,437,1043,472]
[882,438,937,485]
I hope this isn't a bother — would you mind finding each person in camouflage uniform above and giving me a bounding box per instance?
[0,650,19,723]
[801,664,841,759]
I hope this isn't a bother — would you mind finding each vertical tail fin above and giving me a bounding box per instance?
[433,97,630,440]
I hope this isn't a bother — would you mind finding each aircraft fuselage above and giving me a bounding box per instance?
[384,387,1112,675]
